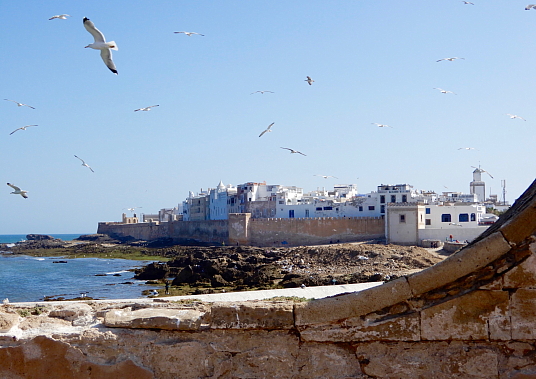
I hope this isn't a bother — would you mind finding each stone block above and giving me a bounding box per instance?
[210,301,294,329]
[295,277,412,326]
[503,251,536,289]
[421,290,509,341]
[408,232,511,296]
[512,289,536,340]
[0,311,19,333]
[49,303,93,325]
[104,308,206,330]
[500,200,536,245]
[300,311,420,342]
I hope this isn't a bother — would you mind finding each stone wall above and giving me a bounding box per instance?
[2,179,534,378]
[98,215,385,247]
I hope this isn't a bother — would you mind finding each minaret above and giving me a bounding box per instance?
[470,167,486,202]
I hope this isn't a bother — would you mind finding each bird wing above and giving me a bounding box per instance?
[148,105,159,109]
[298,151,307,156]
[83,18,106,43]
[23,103,35,109]
[88,166,95,173]
[74,155,85,163]
[100,48,118,74]
[280,147,291,151]
[21,192,28,198]
[9,128,22,135]
[7,183,21,191]
[267,122,274,130]
[259,130,267,137]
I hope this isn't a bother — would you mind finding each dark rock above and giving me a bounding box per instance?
[26,234,57,241]
[134,262,169,280]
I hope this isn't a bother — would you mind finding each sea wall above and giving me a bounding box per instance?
[98,215,385,247]
[2,179,534,378]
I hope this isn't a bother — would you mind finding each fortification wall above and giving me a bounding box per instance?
[248,216,385,247]
[98,215,385,246]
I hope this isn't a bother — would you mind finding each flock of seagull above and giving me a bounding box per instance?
[6,5,533,199]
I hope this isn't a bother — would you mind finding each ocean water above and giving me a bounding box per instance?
[0,234,84,244]
[0,234,160,302]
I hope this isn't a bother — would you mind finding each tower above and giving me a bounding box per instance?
[470,167,486,202]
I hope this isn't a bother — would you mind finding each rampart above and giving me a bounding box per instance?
[1,179,535,378]
[97,215,385,247]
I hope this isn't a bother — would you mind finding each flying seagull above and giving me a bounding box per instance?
[526,4,536,10]
[7,183,28,199]
[462,1,474,4]
[4,99,35,109]
[280,147,306,156]
[434,87,456,95]
[506,114,526,121]
[251,91,274,95]
[458,147,478,151]
[83,17,118,74]
[436,57,465,62]
[134,105,159,112]
[74,155,94,172]
[471,165,494,179]
[49,14,71,20]
[371,123,392,128]
[124,207,142,213]
[10,125,37,135]
[259,122,274,137]
[305,76,314,85]
[174,31,204,36]
[314,175,338,179]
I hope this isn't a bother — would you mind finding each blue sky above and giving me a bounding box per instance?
[1,1,534,234]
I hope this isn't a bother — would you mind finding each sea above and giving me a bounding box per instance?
[0,234,160,302]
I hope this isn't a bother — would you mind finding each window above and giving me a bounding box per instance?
[399,214,406,223]
[323,206,333,210]
[459,213,469,222]
[402,195,407,202]
[381,205,385,213]
[359,206,363,212]
[471,213,476,221]
[380,195,385,204]
[391,195,396,203]
[289,210,295,218]
[441,214,452,223]
[316,207,322,211]
[426,219,431,225]
[368,206,375,211]
[426,208,431,214]
[305,209,309,217]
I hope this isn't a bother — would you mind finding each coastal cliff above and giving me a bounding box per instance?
[0,179,535,378]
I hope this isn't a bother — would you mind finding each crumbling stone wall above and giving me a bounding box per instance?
[1,179,535,378]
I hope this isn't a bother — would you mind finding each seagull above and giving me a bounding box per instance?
[49,14,71,20]
[83,17,118,74]
[124,207,142,213]
[471,165,494,179]
[259,122,274,137]
[4,99,35,109]
[526,4,536,10]
[9,125,37,135]
[506,114,526,121]
[436,57,465,62]
[371,123,392,128]
[305,76,314,85]
[457,147,478,151]
[462,1,474,4]
[7,183,28,199]
[251,91,274,95]
[434,88,456,95]
[280,147,306,156]
[174,31,204,36]
[314,175,338,179]
[134,105,159,112]
[74,155,94,172]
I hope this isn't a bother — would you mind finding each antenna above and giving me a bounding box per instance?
[501,180,507,205]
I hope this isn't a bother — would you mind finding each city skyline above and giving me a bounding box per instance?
[1,1,534,234]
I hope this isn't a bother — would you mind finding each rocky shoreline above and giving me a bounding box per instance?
[0,234,449,298]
